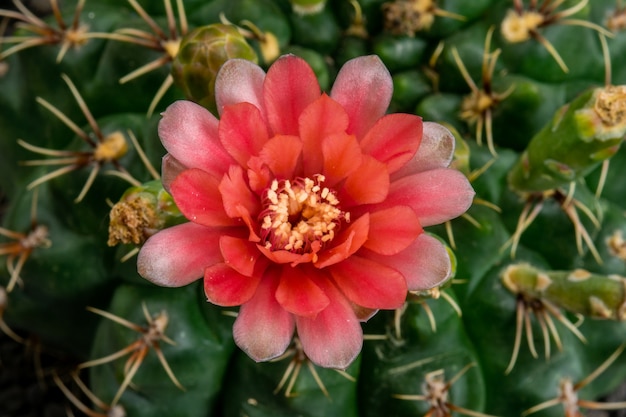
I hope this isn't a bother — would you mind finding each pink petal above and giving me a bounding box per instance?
[218,102,269,166]
[218,165,261,220]
[276,266,330,318]
[170,168,239,227]
[315,214,369,269]
[298,94,350,176]
[204,263,262,306]
[263,55,321,136]
[364,206,423,255]
[246,156,273,195]
[137,222,223,287]
[359,113,422,174]
[215,58,266,116]
[362,233,452,291]
[339,155,389,206]
[351,304,379,322]
[296,277,362,369]
[220,235,265,277]
[384,168,475,227]
[158,101,234,178]
[258,135,303,179]
[391,122,456,180]
[330,55,392,140]
[322,132,362,186]
[233,269,295,361]
[161,154,186,193]
[257,245,317,266]
[330,256,407,309]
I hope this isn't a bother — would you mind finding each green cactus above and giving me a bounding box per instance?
[3,0,626,416]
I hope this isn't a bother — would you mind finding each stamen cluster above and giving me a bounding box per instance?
[259,175,348,253]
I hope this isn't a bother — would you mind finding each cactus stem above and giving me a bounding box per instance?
[79,304,184,405]
[522,343,626,416]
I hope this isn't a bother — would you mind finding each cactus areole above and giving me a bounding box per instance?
[136,54,474,369]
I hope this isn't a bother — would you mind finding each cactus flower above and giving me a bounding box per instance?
[137,54,475,369]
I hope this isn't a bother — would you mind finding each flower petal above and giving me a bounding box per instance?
[340,156,389,206]
[246,156,273,195]
[322,132,362,186]
[315,213,369,269]
[158,100,234,178]
[364,206,423,255]
[299,94,350,176]
[161,154,186,193]
[359,113,422,174]
[215,58,266,116]
[391,121,456,180]
[220,235,265,277]
[263,55,321,136]
[330,256,407,309]
[218,165,261,221]
[257,245,317,266]
[330,55,392,140]
[276,266,330,318]
[258,135,302,180]
[362,233,452,291]
[170,168,239,227]
[204,263,262,306]
[218,102,269,166]
[137,222,223,287]
[296,277,362,369]
[384,168,475,226]
[233,269,295,361]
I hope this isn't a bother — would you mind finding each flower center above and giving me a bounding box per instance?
[259,175,349,253]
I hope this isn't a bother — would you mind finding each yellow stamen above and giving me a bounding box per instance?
[260,175,347,253]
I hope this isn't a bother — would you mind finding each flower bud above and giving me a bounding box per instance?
[171,24,258,114]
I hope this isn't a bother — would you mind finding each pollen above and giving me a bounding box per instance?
[259,175,348,253]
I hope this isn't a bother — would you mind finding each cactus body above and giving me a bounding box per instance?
[3,1,626,416]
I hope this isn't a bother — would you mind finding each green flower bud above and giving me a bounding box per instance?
[171,24,258,114]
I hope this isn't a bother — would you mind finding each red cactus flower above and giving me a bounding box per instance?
[137,54,475,369]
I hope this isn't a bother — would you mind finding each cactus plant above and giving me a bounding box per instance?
[3,0,626,416]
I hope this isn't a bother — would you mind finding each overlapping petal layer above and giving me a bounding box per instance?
[138,54,475,369]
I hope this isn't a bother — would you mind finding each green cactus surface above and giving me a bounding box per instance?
[3,1,626,416]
